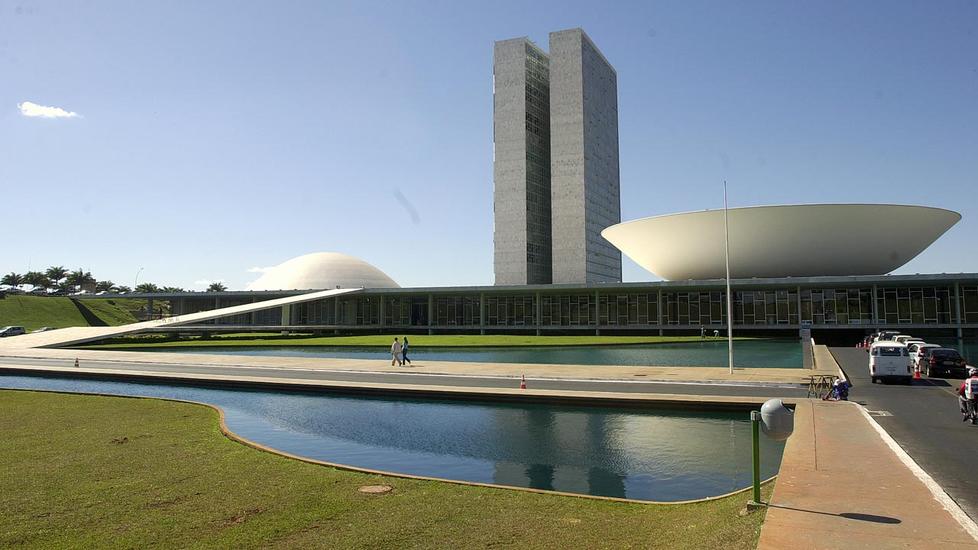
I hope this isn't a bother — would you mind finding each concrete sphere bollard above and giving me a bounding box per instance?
[759,399,794,441]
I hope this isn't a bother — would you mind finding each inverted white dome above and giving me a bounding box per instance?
[602,204,960,280]
[247,252,399,291]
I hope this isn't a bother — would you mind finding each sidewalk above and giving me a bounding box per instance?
[758,400,977,549]
[0,346,832,385]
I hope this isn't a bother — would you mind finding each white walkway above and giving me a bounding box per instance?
[0,288,360,350]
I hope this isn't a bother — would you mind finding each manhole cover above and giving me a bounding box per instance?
[358,485,393,495]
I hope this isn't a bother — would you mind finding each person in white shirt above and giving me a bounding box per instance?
[391,337,403,367]
[959,367,978,422]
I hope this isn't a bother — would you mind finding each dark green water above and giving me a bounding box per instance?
[141,339,803,368]
[0,375,785,501]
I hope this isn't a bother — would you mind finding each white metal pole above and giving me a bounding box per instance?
[724,182,734,374]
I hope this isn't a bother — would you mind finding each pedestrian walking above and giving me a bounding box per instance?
[391,337,403,367]
[402,336,412,365]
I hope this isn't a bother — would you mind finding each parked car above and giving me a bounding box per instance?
[0,326,27,337]
[874,330,901,342]
[29,287,48,295]
[31,326,57,333]
[913,343,942,372]
[893,335,915,345]
[869,341,913,384]
[905,340,927,354]
[924,348,968,378]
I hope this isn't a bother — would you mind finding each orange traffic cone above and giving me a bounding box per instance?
[913,366,921,380]
[519,374,527,390]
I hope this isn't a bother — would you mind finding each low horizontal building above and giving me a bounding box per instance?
[102,272,978,342]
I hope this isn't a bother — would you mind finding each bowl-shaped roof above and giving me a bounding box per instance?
[247,252,399,291]
[601,204,960,280]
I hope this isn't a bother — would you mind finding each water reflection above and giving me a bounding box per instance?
[0,374,784,501]
[139,340,803,368]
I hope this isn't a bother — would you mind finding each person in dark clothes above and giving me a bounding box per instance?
[402,336,412,365]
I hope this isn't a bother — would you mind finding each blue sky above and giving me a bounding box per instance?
[1,0,976,290]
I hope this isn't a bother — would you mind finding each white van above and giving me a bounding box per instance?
[869,341,913,384]
[893,335,914,346]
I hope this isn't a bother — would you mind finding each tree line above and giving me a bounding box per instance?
[0,266,228,293]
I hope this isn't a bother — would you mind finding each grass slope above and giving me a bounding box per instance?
[79,298,141,326]
[0,295,88,330]
[0,390,770,549]
[0,296,140,331]
[80,334,760,350]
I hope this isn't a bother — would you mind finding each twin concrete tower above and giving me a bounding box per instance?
[493,28,622,286]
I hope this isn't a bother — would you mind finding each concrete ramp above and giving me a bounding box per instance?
[0,288,361,350]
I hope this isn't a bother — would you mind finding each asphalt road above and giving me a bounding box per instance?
[0,355,807,398]
[831,346,978,522]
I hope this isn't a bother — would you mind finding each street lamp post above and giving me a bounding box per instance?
[724,182,734,375]
[749,399,795,508]
[134,267,144,291]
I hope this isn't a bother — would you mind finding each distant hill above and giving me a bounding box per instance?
[0,295,141,331]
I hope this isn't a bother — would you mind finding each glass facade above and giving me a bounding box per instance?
[170,281,978,330]
[485,295,535,326]
[960,285,978,324]
[434,295,481,326]
[599,293,658,326]
[523,43,552,284]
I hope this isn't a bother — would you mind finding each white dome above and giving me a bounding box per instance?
[247,252,400,291]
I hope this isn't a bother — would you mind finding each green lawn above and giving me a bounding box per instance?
[79,298,142,326]
[0,390,771,549]
[0,295,140,331]
[78,333,759,350]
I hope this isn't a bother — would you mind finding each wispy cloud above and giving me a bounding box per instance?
[246,266,275,273]
[18,101,79,119]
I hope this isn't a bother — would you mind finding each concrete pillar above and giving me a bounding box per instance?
[795,286,802,328]
[955,282,963,343]
[535,291,541,336]
[378,295,385,331]
[428,294,434,335]
[250,297,257,326]
[657,289,664,336]
[147,298,155,320]
[479,292,485,335]
[281,304,291,335]
[594,290,600,333]
[333,297,340,327]
[871,284,879,330]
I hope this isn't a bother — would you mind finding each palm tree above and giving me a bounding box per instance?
[1,272,23,286]
[207,282,228,292]
[22,271,51,288]
[66,269,95,288]
[95,280,116,292]
[115,285,132,293]
[45,266,68,283]
[135,283,160,293]
[161,286,185,293]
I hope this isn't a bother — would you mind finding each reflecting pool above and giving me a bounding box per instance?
[132,339,803,368]
[0,374,785,501]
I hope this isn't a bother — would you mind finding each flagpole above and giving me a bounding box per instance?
[724,181,734,375]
